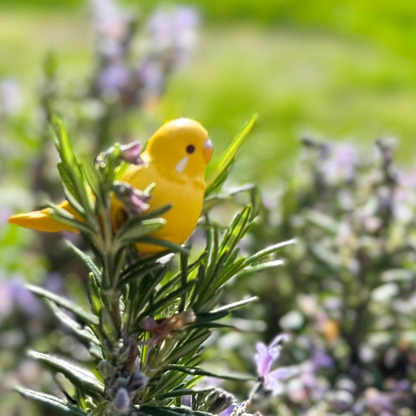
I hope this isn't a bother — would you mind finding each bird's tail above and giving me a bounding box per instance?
[8,200,79,233]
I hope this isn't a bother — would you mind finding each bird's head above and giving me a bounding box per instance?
[144,118,213,178]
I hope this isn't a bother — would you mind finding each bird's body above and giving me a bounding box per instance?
[8,118,213,255]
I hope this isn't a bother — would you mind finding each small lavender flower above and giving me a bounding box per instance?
[254,334,295,395]
[113,181,151,215]
[138,6,199,103]
[224,402,262,416]
[119,141,143,165]
[97,63,132,96]
[311,345,333,369]
[321,143,359,185]
[90,0,131,60]
[392,169,416,224]
[0,276,43,320]
[99,141,144,166]
[137,58,165,98]
[364,387,393,412]
[220,404,239,416]
[146,7,199,67]
[44,272,66,294]
[181,395,192,407]
[296,356,331,401]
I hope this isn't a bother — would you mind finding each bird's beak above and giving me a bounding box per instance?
[203,139,213,164]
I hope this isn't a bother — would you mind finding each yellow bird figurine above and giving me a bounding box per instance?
[8,118,213,255]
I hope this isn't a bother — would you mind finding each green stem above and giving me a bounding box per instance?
[99,204,122,332]
[179,253,188,312]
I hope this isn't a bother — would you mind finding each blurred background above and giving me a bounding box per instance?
[2,0,416,415]
[1,0,416,181]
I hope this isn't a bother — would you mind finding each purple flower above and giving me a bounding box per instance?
[97,63,132,95]
[44,272,65,294]
[0,276,43,320]
[100,141,143,166]
[321,143,359,185]
[90,0,126,31]
[147,7,198,46]
[113,387,130,412]
[255,334,296,395]
[220,403,238,416]
[90,0,131,60]
[128,189,151,214]
[364,387,393,412]
[120,141,143,165]
[297,360,328,401]
[391,379,410,392]
[311,345,333,370]
[289,341,333,401]
[10,280,43,316]
[137,7,199,105]
[391,169,416,224]
[137,58,165,98]
[146,6,199,69]
[113,181,151,216]
[181,395,192,407]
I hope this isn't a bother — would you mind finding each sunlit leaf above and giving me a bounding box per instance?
[26,284,99,325]
[241,239,296,266]
[46,300,100,345]
[139,406,213,416]
[205,114,257,197]
[66,241,102,282]
[165,365,254,382]
[15,386,86,415]
[236,259,284,278]
[116,218,166,245]
[28,351,104,398]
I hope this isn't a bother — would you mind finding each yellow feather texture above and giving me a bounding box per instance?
[8,118,213,255]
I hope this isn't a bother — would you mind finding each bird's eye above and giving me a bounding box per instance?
[186,144,195,154]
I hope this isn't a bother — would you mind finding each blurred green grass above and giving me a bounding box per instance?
[1,2,416,184]
[164,23,416,182]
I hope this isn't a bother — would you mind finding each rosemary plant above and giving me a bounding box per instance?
[15,116,293,416]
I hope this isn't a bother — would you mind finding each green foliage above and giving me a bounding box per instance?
[16,119,292,415]
[28,350,104,399]
[2,4,416,185]
[14,387,87,416]
[27,284,99,326]
[241,137,416,414]
[205,114,257,198]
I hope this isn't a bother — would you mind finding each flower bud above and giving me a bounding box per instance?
[127,370,148,393]
[119,141,143,165]
[113,387,131,412]
[113,181,151,215]
[204,389,235,415]
[96,141,143,169]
